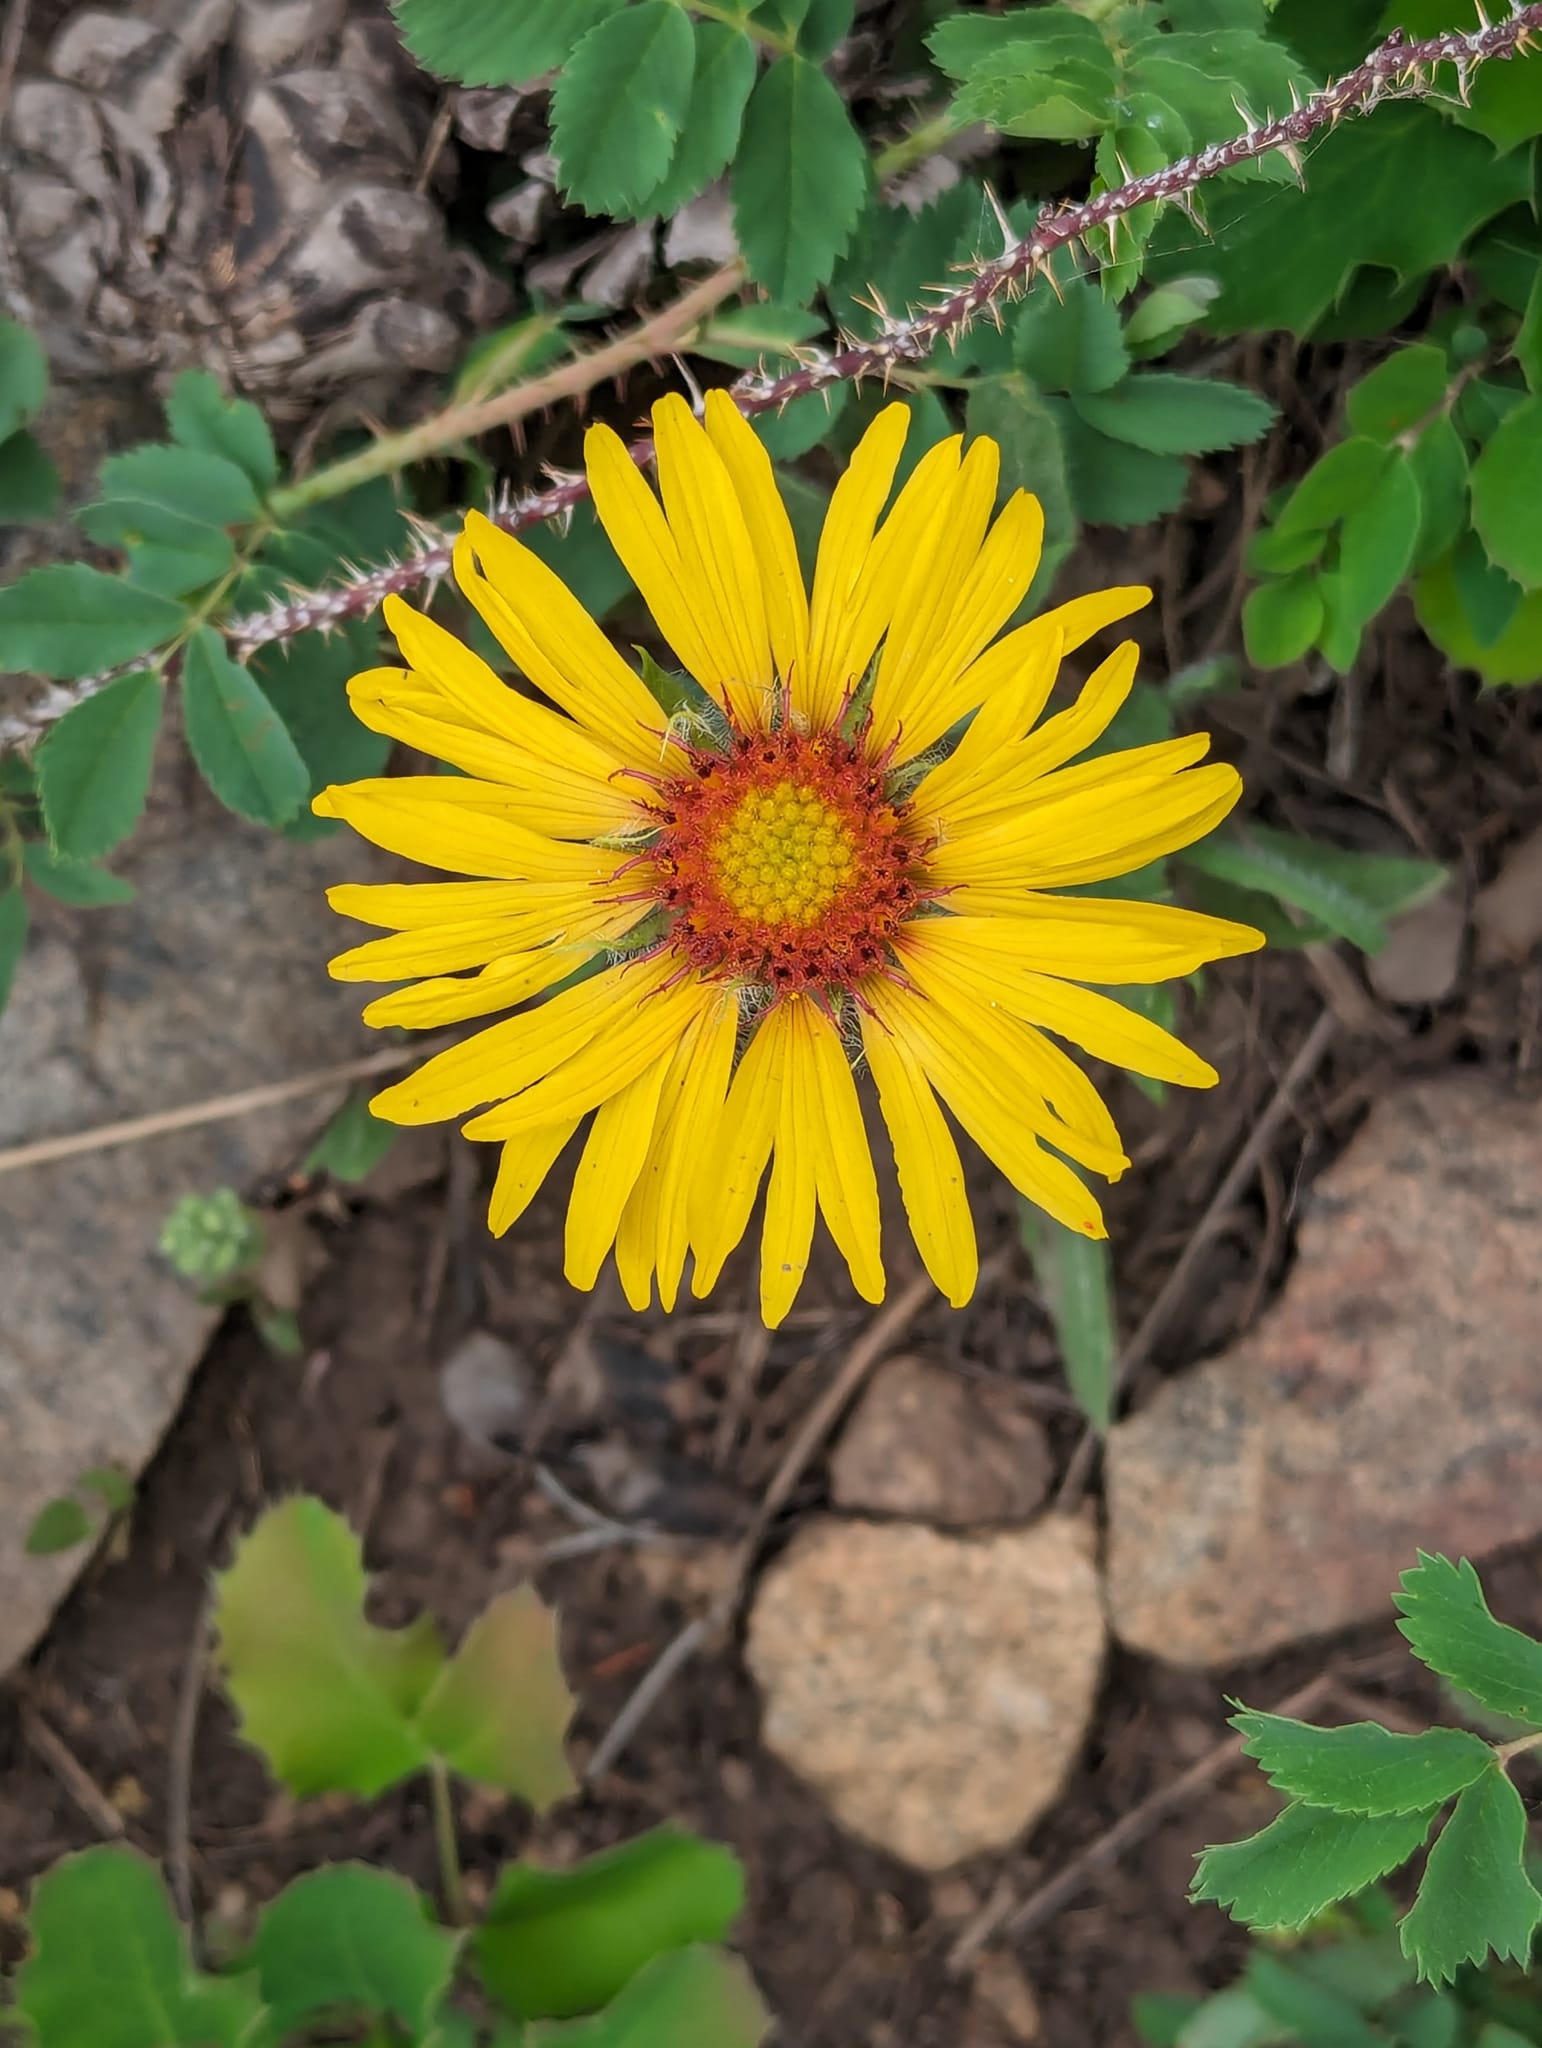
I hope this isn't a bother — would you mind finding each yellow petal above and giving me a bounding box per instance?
[905,625,1063,821]
[1008,975,1220,1088]
[331,909,581,984]
[760,1002,817,1328]
[703,388,810,708]
[804,402,914,725]
[1031,585,1152,657]
[564,1045,675,1289]
[804,1000,883,1306]
[937,732,1213,835]
[690,999,784,1295]
[330,877,568,931]
[453,515,663,766]
[908,901,1265,984]
[361,935,627,1028]
[319,782,620,881]
[859,999,977,1307]
[652,394,773,722]
[488,1121,580,1237]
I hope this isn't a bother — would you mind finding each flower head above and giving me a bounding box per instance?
[318,395,1262,1325]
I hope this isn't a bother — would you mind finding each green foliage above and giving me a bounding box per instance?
[1180,824,1447,955]
[531,1948,768,2046]
[181,627,310,827]
[36,669,163,861]
[1194,1556,1542,1989]
[1018,1195,1117,1432]
[249,1865,459,2043]
[303,1091,400,1184]
[165,368,279,492]
[0,566,185,680]
[474,1828,746,2020]
[0,316,58,523]
[1469,398,1542,591]
[551,4,697,215]
[24,1465,134,1556]
[733,55,868,302]
[645,21,759,216]
[158,1187,265,1286]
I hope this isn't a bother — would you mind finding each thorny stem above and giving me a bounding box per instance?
[429,1757,468,1926]
[2,4,1537,749]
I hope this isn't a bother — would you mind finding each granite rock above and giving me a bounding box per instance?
[831,1354,1053,1528]
[1106,1076,1542,1667]
[746,1514,1104,1871]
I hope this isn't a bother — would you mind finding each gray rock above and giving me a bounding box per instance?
[0,814,383,1674]
[830,1354,1052,1528]
[1367,883,1466,1006]
[439,1330,534,1457]
[746,1514,1105,1871]
[1106,1077,1542,1668]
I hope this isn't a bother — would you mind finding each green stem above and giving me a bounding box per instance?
[429,1759,468,1926]
[1495,1730,1542,1767]
[874,105,967,181]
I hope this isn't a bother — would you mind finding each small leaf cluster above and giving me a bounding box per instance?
[1194,1554,1542,1992]
[157,1188,303,1358]
[3,1495,767,2047]
[24,1465,135,1559]
[394,0,865,301]
[1244,301,1542,682]
[0,750,139,1022]
[0,318,60,524]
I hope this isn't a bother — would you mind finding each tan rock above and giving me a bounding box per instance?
[1107,1077,1542,1668]
[831,1354,1053,1528]
[972,1952,1042,2043]
[1367,883,1465,1005]
[746,1515,1105,1871]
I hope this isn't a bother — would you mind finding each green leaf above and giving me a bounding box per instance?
[303,1092,399,1184]
[0,316,48,441]
[166,368,278,491]
[0,428,61,522]
[529,1947,769,2047]
[1129,1990,1204,2047]
[1393,1553,1542,1728]
[753,385,851,462]
[0,565,184,679]
[25,1496,94,1555]
[1275,437,1392,538]
[213,1495,444,1797]
[1345,345,1450,443]
[1242,572,1326,670]
[1244,1954,1384,2048]
[1231,1712,1494,1816]
[732,55,868,302]
[1176,108,1532,336]
[1123,277,1220,358]
[1058,406,1188,528]
[253,623,391,801]
[36,668,163,859]
[415,1586,577,1807]
[966,375,1075,554]
[391,0,623,85]
[943,13,1117,141]
[475,1826,746,2021]
[640,20,756,216]
[552,3,696,217]
[97,441,261,529]
[22,842,136,906]
[1018,1197,1116,1432]
[81,500,235,601]
[1450,530,1524,649]
[1072,374,1274,455]
[1415,547,1542,686]
[181,626,309,826]
[1180,824,1445,954]
[0,888,28,1015]
[1192,1801,1437,1933]
[79,1464,135,1513]
[1400,1769,1542,1986]
[1337,455,1422,626]
[1514,267,1542,395]
[1013,277,1128,395]
[13,1846,262,2047]
[1470,396,1542,590]
[251,1866,459,2043]
[1246,526,1326,577]
[1407,417,1468,571]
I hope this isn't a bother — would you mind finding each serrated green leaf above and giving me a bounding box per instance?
[1470,396,1542,591]
[0,887,27,1016]
[1393,1553,1542,1727]
[414,1586,577,1807]
[181,626,309,826]
[1193,1801,1437,1932]
[166,367,278,491]
[1072,374,1274,455]
[529,1947,769,2047]
[213,1495,444,1796]
[1415,549,1542,686]
[0,317,48,441]
[1058,406,1188,527]
[1014,278,1128,395]
[1400,1769,1542,1986]
[732,55,868,302]
[97,440,261,529]
[1450,529,1524,649]
[1275,438,1392,538]
[1231,1712,1493,1815]
[0,428,61,522]
[1337,455,1422,626]
[36,668,163,860]
[303,1092,399,1184]
[1018,1198,1116,1432]
[966,375,1075,552]
[954,39,1118,141]
[251,1866,459,2044]
[788,0,853,59]
[0,565,185,679]
[253,623,391,802]
[22,842,136,906]
[1244,1954,1384,2048]
[1345,345,1449,443]
[14,1846,263,2047]
[1180,824,1445,953]
[25,1495,93,1555]
[1123,278,1220,357]
[1172,108,1531,336]
[552,3,695,217]
[78,497,235,600]
[1407,417,1467,571]
[753,384,851,461]
[1515,269,1542,396]
[392,0,623,85]
[475,1827,745,2021]
[640,20,756,216]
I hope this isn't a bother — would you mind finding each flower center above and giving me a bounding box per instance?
[644,723,922,992]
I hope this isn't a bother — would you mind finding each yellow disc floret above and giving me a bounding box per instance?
[708,779,858,928]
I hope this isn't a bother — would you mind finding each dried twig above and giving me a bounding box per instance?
[21,1705,127,1841]
[1055,1008,1339,1508]
[7,7,1536,747]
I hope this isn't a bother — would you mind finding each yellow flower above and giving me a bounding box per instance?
[318,394,1263,1326]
